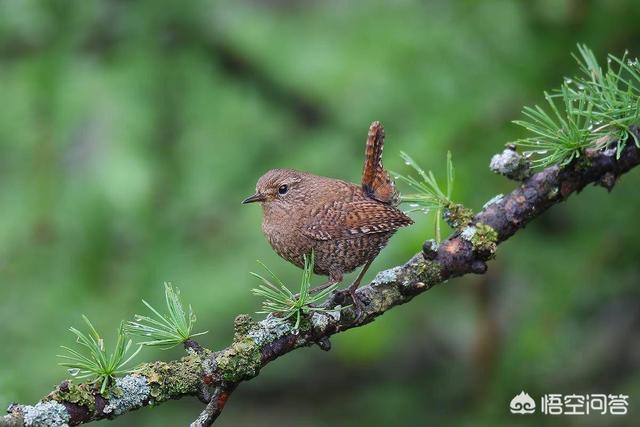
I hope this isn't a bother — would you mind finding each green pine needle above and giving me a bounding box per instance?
[251,252,339,330]
[393,150,455,242]
[513,44,640,167]
[125,282,208,349]
[58,316,142,394]
[512,85,594,167]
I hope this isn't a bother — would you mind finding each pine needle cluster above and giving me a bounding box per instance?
[513,44,640,167]
[251,252,340,330]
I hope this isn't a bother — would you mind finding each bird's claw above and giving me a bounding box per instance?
[333,287,366,322]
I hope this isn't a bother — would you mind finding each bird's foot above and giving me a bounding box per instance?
[333,285,366,322]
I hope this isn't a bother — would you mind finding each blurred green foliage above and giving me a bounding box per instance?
[1,0,640,425]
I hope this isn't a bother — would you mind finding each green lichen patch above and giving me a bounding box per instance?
[293,315,312,334]
[404,257,441,287]
[574,153,593,171]
[233,314,257,342]
[136,352,207,402]
[367,279,403,312]
[416,259,442,286]
[215,337,262,383]
[383,256,442,296]
[469,223,498,257]
[47,381,96,413]
[443,203,474,229]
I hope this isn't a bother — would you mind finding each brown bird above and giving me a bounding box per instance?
[243,121,413,307]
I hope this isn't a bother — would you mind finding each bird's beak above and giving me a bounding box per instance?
[242,193,266,204]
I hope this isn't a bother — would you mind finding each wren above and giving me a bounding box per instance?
[243,121,413,306]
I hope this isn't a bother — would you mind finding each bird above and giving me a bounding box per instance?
[242,121,413,309]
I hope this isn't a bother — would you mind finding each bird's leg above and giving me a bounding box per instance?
[334,260,373,321]
[348,259,373,293]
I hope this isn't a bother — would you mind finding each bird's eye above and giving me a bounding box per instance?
[278,184,289,195]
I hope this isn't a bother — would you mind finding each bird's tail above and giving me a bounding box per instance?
[361,121,399,205]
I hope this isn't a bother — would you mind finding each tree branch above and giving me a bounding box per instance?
[2,134,639,427]
[190,385,236,427]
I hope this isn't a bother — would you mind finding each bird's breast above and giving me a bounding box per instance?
[261,203,312,268]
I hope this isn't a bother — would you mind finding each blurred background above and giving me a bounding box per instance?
[1,0,640,425]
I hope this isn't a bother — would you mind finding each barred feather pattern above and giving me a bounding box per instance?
[257,167,413,279]
[361,121,399,205]
[248,121,411,280]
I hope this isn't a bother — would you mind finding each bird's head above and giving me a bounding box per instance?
[242,169,307,207]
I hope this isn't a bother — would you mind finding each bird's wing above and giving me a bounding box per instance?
[301,199,413,241]
[361,121,399,205]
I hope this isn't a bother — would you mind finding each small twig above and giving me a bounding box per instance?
[190,385,237,427]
